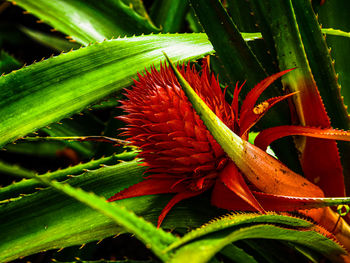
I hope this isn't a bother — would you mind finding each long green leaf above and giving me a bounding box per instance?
[0,151,137,201]
[169,224,345,263]
[0,33,214,148]
[292,0,349,127]
[165,212,313,251]
[122,0,151,21]
[0,50,21,74]
[150,0,188,33]
[0,159,220,261]
[220,244,258,263]
[4,140,66,157]
[20,26,80,52]
[9,0,159,45]
[318,0,350,110]
[15,166,177,261]
[188,0,266,87]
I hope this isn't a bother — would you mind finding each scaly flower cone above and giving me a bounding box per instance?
[108,59,350,255]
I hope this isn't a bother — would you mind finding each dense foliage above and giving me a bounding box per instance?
[1,0,350,262]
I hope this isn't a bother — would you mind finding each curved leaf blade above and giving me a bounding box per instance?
[10,0,159,45]
[0,33,214,148]
[17,167,177,261]
[169,224,346,263]
[0,158,220,262]
[165,212,313,252]
[0,151,137,201]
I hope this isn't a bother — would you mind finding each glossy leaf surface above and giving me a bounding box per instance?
[0,33,214,148]
[10,0,159,45]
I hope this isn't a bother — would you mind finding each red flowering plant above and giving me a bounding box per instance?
[3,0,350,262]
[108,56,350,252]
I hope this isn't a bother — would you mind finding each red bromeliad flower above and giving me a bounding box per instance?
[108,59,350,240]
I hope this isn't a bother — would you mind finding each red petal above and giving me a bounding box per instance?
[289,74,345,198]
[232,81,245,124]
[211,180,253,210]
[303,138,345,197]
[219,162,265,213]
[107,178,187,202]
[191,152,214,164]
[147,134,170,141]
[252,191,350,211]
[157,190,206,227]
[239,69,294,124]
[212,181,349,212]
[239,92,297,137]
[234,141,324,198]
[255,125,350,151]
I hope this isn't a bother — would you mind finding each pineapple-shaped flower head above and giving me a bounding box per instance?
[108,59,350,229]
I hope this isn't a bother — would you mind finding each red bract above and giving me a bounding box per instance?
[108,61,350,229]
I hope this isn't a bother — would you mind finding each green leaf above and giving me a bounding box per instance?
[226,0,258,33]
[15,165,177,261]
[9,0,159,45]
[167,213,346,263]
[150,0,188,33]
[41,112,105,158]
[166,212,313,251]
[89,98,120,110]
[0,151,137,201]
[188,0,266,87]
[121,0,154,24]
[0,50,21,74]
[0,158,221,261]
[226,0,280,77]
[0,33,214,148]
[0,160,138,261]
[4,140,66,157]
[322,28,350,38]
[20,26,81,52]
[318,0,350,110]
[242,240,297,263]
[0,161,35,191]
[288,0,346,119]
[169,224,345,263]
[220,243,258,263]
